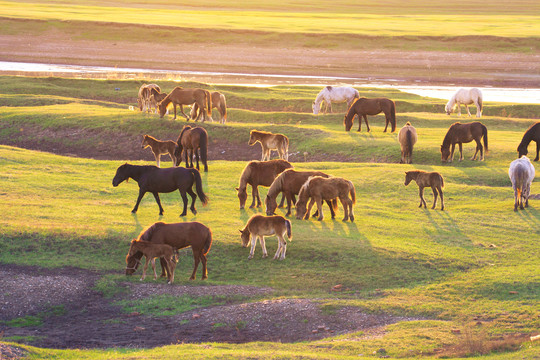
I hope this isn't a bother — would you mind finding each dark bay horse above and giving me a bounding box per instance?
[440,122,488,162]
[404,170,444,210]
[112,163,208,216]
[175,125,209,172]
[517,122,540,161]
[126,221,212,280]
[344,97,396,132]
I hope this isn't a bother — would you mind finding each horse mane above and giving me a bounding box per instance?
[442,122,461,148]
[518,122,540,149]
[138,222,166,242]
[177,125,193,144]
[238,162,254,190]
[251,129,271,136]
[326,86,333,91]
[267,169,288,198]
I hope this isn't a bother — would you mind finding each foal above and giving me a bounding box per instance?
[248,130,289,161]
[239,214,292,260]
[126,239,177,284]
[141,134,177,167]
[404,170,445,210]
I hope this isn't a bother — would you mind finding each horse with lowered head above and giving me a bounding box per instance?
[137,83,161,113]
[440,121,488,162]
[240,214,292,260]
[126,239,177,284]
[174,125,209,172]
[157,87,212,122]
[312,86,359,115]
[445,88,483,117]
[344,97,396,132]
[190,91,227,124]
[398,122,418,164]
[125,221,212,280]
[517,122,540,161]
[248,130,289,161]
[508,156,535,211]
[404,170,444,210]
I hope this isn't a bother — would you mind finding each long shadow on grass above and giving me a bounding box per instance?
[423,210,473,248]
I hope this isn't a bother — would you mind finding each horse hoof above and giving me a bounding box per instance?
[317,217,323,221]
[248,256,253,260]
[191,209,197,215]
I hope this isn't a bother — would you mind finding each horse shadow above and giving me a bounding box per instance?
[516,205,540,228]
[423,209,473,248]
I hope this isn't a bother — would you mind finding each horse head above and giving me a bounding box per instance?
[344,115,353,131]
[236,187,248,209]
[517,144,528,158]
[239,228,250,247]
[248,132,257,146]
[265,195,277,216]
[125,240,142,275]
[312,101,319,115]
[112,163,130,187]
[157,100,168,118]
[295,198,308,220]
[440,145,451,162]
[404,171,413,186]
[141,135,149,149]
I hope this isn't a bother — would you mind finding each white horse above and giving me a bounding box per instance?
[445,88,483,117]
[312,86,360,115]
[508,156,535,211]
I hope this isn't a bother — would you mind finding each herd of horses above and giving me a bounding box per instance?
[120,84,537,283]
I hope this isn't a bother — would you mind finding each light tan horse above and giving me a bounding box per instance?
[190,91,227,124]
[404,170,445,210]
[126,239,177,284]
[137,83,161,113]
[248,130,289,161]
[398,122,418,164]
[157,87,212,122]
[239,214,292,260]
[296,176,356,222]
[141,135,177,167]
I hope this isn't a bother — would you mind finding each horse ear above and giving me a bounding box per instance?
[239,230,243,234]
[235,187,239,191]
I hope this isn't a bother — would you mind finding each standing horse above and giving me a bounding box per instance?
[125,221,212,280]
[344,97,396,132]
[239,214,292,260]
[157,87,212,122]
[508,156,535,211]
[517,122,540,161]
[174,125,209,172]
[112,163,208,216]
[445,88,483,117]
[149,87,168,113]
[398,122,418,164]
[440,122,488,162]
[126,239,177,284]
[404,170,445,210]
[141,134,177,167]
[248,130,289,161]
[190,91,227,124]
[312,86,359,115]
[137,84,161,112]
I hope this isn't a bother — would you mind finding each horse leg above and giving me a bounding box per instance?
[172,104,177,120]
[364,115,370,132]
[169,151,177,167]
[260,236,268,258]
[513,187,519,211]
[449,143,456,162]
[177,190,189,216]
[535,142,539,161]
[465,104,471,117]
[179,105,190,120]
[190,249,201,280]
[184,149,190,168]
[249,185,258,208]
[159,257,168,277]
[278,193,286,208]
[285,193,294,216]
[348,198,354,222]
[431,186,438,209]
[132,189,147,213]
[438,186,444,210]
[315,198,324,221]
[199,252,208,280]
[339,197,349,222]
[151,192,165,215]
[304,198,316,220]
[187,188,198,214]
[141,257,150,281]
[248,234,257,259]
[166,258,175,284]
[273,235,284,260]
[151,258,158,280]
[383,113,389,132]
[418,187,426,208]
[458,143,464,161]
[153,151,161,167]
[472,139,482,160]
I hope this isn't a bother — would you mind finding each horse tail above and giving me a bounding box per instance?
[200,130,208,172]
[190,168,208,206]
[390,100,396,132]
[220,94,227,122]
[482,124,488,152]
[477,91,483,113]
[285,219,292,241]
[439,174,445,189]
[206,90,212,117]
[349,181,356,204]
[203,228,213,256]
[282,136,289,160]
[406,127,413,153]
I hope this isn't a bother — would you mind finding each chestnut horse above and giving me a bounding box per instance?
[440,122,488,162]
[112,163,208,216]
[236,159,292,209]
[174,125,209,172]
[248,130,289,161]
[239,214,292,260]
[404,170,444,210]
[125,221,212,280]
[126,239,177,284]
[141,134,177,167]
[508,156,535,211]
[190,91,227,124]
[344,97,396,132]
[398,122,418,164]
[517,122,540,161]
[157,87,212,122]
[137,83,160,113]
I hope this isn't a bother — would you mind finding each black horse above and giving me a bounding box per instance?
[112,164,208,216]
[517,122,540,161]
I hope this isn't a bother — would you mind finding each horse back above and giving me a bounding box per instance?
[247,215,287,236]
[151,222,211,250]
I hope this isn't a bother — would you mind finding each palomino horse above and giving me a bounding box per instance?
[398,122,418,164]
[344,97,396,132]
[125,221,212,280]
[517,122,540,161]
[190,91,227,124]
[137,84,161,113]
[404,170,445,210]
[445,88,483,117]
[239,214,292,260]
[508,156,535,211]
[265,169,337,218]
[112,163,208,216]
[236,159,292,209]
[141,134,177,167]
[157,87,212,122]
[312,86,360,115]
[174,125,209,172]
[440,122,488,162]
[248,130,289,161]
[296,176,356,222]
[126,239,177,284]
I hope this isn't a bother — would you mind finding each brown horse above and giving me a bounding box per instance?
[112,163,208,216]
[137,83,160,112]
[398,122,418,164]
[265,169,337,218]
[190,91,227,124]
[440,122,488,162]
[174,125,209,172]
[239,214,292,260]
[157,87,212,122]
[141,134,177,167]
[404,170,444,210]
[126,222,212,280]
[248,130,289,161]
[296,176,356,222]
[126,239,177,284]
[236,159,292,209]
[344,97,396,132]
[517,122,540,161]
[149,87,168,112]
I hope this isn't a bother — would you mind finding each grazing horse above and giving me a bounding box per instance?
[126,239,177,284]
[296,176,356,222]
[445,88,483,117]
[141,134,177,167]
[508,156,535,211]
[190,91,227,124]
[239,214,292,260]
[112,163,208,216]
[344,97,396,132]
[398,122,418,164]
[265,169,337,218]
[137,84,161,113]
[404,170,445,210]
[236,159,292,209]
[312,86,360,115]
[157,87,212,122]
[149,87,168,113]
[125,221,212,280]
[517,122,540,161]
[248,130,289,161]
[174,125,209,172]
[440,122,488,162]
